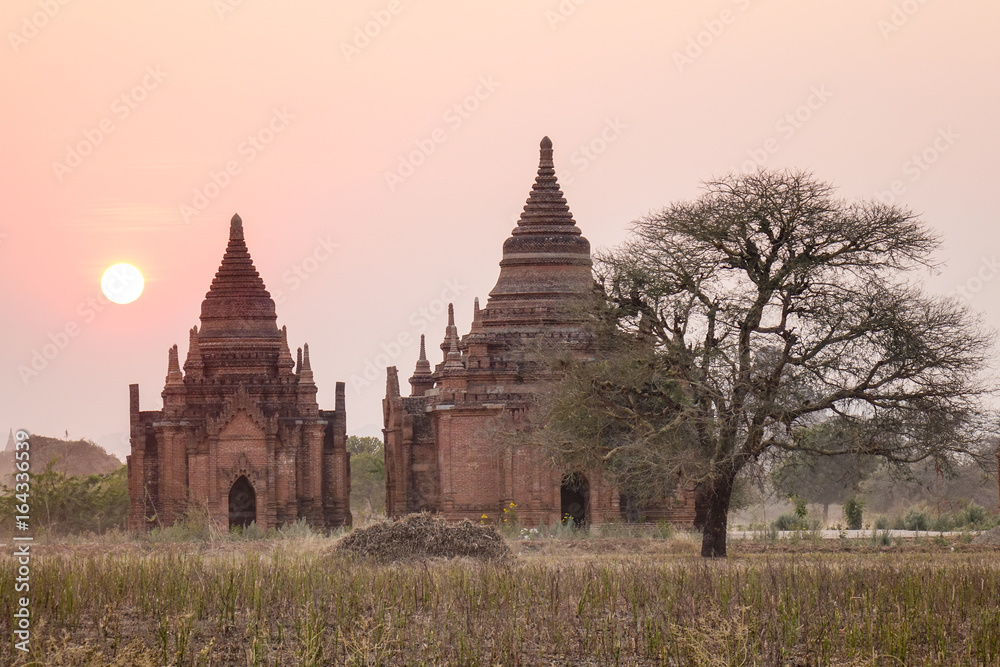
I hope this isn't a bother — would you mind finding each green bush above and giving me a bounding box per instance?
[772,513,820,531]
[843,497,864,530]
[903,508,930,531]
[955,502,988,528]
[874,516,889,530]
[0,464,129,536]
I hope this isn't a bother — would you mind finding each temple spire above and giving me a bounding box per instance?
[470,297,483,333]
[166,344,183,385]
[409,334,434,396]
[199,213,279,340]
[514,136,578,230]
[278,325,295,375]
[440,303,460,359]
[183,326,204,378]
[444,336,464,370]
[299,343,314,385]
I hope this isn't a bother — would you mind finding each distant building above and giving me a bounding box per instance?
[4,429,13,453]
[383,138,699,527]
[127,215,351,531]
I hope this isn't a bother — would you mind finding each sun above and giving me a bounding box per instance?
[101,263,144,305]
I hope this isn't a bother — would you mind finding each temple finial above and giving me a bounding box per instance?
[183,327,204,378]
[230,213,243,240]
[409,334,434,396]
[166,344,183,384]
[296,347,303,374]
[444,336,464,370]
[441,303,460,359]
[298,343,315,385]
[278,325,295,374]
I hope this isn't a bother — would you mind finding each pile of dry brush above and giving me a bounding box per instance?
[336,513,512,563]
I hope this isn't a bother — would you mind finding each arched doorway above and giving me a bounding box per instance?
[560,472,589,527]
[228,476,256,529]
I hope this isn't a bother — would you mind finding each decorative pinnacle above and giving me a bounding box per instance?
[441,302,460,359]
[296,347,303,374]
[299,343,315,385]
[444,336,463,369]
[166,344,183,384]
[230,213,243,240]
[411,334,432,380]
[514,136,576,229]
[539,136,553,165]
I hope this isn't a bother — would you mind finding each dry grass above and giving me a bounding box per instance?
[1,535,999,665]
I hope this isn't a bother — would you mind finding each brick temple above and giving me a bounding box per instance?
[127,214,351,531]
[383,137,698,527]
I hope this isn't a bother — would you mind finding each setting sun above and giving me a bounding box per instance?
[101,263,144,305]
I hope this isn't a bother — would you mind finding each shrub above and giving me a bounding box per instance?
[772,512,802,531]
[843,497,864,530]
[652,520,675,540]
[903,508,930,531]
[874,516,889,530]
[955,502,988,529]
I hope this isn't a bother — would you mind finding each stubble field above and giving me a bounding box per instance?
[2,534,1000,666]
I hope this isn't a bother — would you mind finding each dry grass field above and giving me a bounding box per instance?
[3,532,1000,666]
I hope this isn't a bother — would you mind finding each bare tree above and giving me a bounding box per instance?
[532,170,995,557]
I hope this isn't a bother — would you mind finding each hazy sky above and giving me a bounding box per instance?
[2,1,998,459]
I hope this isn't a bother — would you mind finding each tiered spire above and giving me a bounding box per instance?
[444,336,464,370]
[487,137,593,312]
[183,326,204,378]
[166,344,183,385]
[198,214,280,339]
[408,334,435,396]
[278,325,295,374]
[513,136,579,232]
[299,343,314,384]
[440,303,460,359]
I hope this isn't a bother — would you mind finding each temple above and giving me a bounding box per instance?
[383,137,699,526]
[127,214,351,531]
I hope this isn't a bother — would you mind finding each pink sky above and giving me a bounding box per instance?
[2,0,998,459]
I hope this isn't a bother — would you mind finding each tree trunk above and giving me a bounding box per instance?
[700,473,735,558]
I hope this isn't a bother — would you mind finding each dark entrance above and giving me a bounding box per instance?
[228,476,256,529]
[560,472,589,527]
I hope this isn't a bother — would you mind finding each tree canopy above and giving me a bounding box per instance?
[533,170,995,557]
